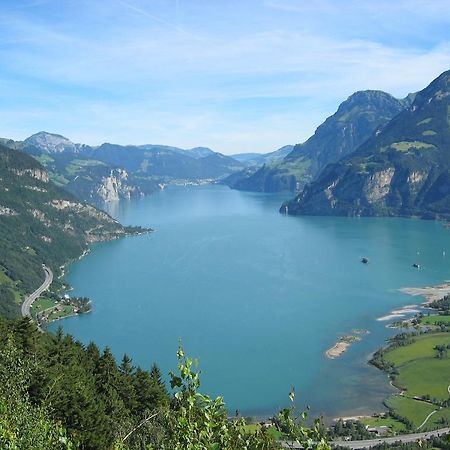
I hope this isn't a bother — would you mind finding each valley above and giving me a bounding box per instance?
[2,66,450,449]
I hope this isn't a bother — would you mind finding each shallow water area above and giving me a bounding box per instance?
[49,185,450,419]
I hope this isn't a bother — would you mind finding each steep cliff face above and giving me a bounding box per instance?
[63,165,151,203]
[12,168,49,182]
[94,169,141,202]
[231,91,410,193]
[283,70,450,219]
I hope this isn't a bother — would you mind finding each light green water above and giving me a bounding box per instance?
[50,185,450,419]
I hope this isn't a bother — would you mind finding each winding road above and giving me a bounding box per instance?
[21,265,53,318]
[281,427,450,449]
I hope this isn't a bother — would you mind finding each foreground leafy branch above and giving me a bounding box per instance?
[0,318,330,449]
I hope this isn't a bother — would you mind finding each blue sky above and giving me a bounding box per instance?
[1,0,450,154]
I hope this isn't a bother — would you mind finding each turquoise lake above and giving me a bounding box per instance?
[50,185,450,420]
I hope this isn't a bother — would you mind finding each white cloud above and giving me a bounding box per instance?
[0,0,449,153]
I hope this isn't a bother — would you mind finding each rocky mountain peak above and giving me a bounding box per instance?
[410,70,450,109]
[334,90,404,117]
[24,131,79,154]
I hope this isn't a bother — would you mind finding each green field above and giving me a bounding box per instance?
[33,298,55,310]
[242,424,283,440]
[47,305,75,321]
[390,141,435,152]
[384,396,436,430]
[31,297,56,321]
[429,408,450,429]
[31,297,80,323]
[380,332,450,430]
[420,315,450,325]
[360,416,405,433]
[395,358,450,400]
[0,269,13,285]
[0,269,22,303]
[384,333,450,366]
[65,159,106,175]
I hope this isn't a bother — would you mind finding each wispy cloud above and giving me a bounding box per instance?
[0,0,449,153]
[115,0,193,37]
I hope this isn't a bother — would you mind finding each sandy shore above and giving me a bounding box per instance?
[376,304,421,322]
[333,414,371,422]
[399,281,450,304]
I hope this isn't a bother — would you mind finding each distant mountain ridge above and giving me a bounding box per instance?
[231,145,294,167]
[228,90,412,193]
[2,133,243,203]
[283,70,450,219]
[91,142,241,179]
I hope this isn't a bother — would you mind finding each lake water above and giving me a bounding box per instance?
[49,185,450,420]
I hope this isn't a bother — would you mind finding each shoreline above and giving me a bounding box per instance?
[52,227,450,424]
[332,280,450,423]
[399,282,450,305]
[50,228,151,326]
[59,226,152,290]
[42,311,81,328]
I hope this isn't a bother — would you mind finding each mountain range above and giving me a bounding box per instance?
[283,70,450,219]
[227,90,413,193]
[1,133,247,203]
[3,70,450,223]
[230,145,294,167]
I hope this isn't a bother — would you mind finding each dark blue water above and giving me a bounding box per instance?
[49,185,450,419]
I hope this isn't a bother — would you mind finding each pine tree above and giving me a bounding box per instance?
[150,362,164,387]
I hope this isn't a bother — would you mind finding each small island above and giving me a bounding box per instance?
[325,335,362,359]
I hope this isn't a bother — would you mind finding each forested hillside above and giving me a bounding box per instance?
[283,70,450,218]
[227,91,410,193]
[0,144,145,319]
[0,316,329,449]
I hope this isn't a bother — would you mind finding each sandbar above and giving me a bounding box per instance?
[399,281,450,304]
[325,335,361,359]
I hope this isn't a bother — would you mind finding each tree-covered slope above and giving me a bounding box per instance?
[283,70,450,218]
[229,91,410,193]
[0,317,168,449]
[0,316,329,450]
[0,144,143,318]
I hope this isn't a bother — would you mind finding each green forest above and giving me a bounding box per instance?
[0,316,330,449]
